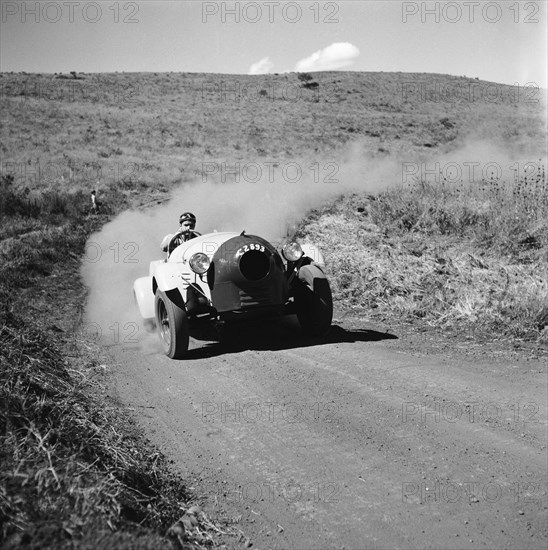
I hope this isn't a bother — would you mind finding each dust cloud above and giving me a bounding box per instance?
[80,144,398,349]
[405,139,546,185]
[80,138,545,350]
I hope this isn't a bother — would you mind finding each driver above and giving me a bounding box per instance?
[161,212,201,255]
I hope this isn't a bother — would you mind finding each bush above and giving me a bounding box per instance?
[296,176,548,344]
[0,174,104,222]
[0,309,189,548]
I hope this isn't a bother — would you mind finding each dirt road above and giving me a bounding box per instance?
[107,316,547,549]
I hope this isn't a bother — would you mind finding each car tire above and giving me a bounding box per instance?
[155,289,189,359]
[295,265,333,337]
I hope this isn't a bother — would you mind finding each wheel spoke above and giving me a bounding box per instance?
[159,301,171,346]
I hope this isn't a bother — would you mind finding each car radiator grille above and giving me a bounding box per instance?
[238,288,272,307]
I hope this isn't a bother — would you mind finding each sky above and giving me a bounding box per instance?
[1,0,546,86]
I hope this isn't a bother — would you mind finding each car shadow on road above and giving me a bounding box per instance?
[182,317,398,360]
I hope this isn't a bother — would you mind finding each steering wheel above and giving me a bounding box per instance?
[166,230,201,258]
[166,231,183,258]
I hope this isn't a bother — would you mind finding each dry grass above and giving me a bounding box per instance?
[1,72,545,197]
[0,179,232,548]
[1,70,546,546]
[297,165,548,345]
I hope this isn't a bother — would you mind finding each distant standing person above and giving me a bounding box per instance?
[90,189,98,214]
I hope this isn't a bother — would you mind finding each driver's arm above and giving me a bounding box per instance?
[161,233,174,251]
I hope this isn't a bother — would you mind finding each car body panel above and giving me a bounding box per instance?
[209,234,287,313]
[301,243,325,266]
[133,276,155,319]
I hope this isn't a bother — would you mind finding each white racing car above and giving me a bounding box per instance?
[133,231,332,358]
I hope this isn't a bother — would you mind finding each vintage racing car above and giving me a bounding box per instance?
[133,231,332,358]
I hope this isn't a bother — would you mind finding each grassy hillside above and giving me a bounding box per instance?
[2,71,544,192]
[1,71,546,548]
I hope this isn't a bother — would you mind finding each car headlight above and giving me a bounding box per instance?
[189,252,210,274]
[282,241,303,262]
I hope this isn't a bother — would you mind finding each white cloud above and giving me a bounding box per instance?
[294,42,360,72]
[248,57,274,75]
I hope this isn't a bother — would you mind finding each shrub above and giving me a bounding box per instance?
[297,72,313,82]
[296,172,548,344]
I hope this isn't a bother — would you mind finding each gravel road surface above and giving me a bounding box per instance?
[107,317,547,549]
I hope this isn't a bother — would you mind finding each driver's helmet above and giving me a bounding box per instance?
[179,212,196,227]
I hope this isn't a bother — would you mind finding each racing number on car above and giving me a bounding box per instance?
[239,243,265,254]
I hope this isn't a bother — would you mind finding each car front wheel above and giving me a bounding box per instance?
[155,289,189,359]
[295,265,333,337]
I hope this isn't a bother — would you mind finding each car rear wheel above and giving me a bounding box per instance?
[295,265,333,337]
[155,289,189,358]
